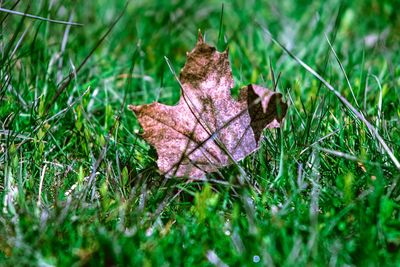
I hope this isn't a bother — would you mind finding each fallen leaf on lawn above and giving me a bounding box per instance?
[129,32,287,178]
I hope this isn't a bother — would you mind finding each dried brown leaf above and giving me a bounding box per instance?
[129,32,287,178]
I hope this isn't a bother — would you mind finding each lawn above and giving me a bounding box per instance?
[1,0,400,266]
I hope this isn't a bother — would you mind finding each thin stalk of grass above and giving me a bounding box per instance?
[37,164,47,207]
[0,7,82,26]
[325,34,360,108]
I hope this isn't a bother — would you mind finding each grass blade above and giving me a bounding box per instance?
[0,7,83,26]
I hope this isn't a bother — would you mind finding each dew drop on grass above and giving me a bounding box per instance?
[146,227,153,236]
[253,255,260,263]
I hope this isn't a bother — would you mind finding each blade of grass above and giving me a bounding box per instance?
[325,34,359,108]
[217,3,224,49]
[0,7,82,26]
[368,74,383,129]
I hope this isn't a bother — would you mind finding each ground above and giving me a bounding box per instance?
[1,0,400,266]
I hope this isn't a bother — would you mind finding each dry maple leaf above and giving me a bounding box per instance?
[129,32,287,178]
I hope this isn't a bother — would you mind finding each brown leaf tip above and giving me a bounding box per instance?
[128,104,140,113]
[197,30,204,44]
[224,46,229,55]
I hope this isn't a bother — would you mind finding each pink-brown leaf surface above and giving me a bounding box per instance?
[129,33,287,178]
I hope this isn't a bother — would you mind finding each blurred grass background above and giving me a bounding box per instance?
[1,0,400,266]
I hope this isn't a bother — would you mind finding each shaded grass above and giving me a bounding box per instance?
[1,0,400,266]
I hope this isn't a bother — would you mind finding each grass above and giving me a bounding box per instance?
[1,0,400,266]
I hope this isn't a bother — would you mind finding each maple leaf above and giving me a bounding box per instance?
[128,32,287,178]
